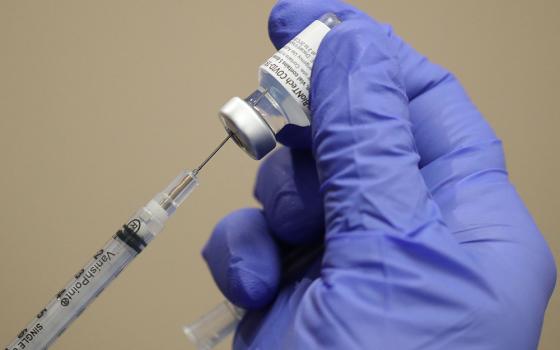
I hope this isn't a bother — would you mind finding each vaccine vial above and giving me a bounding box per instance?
[219,13,341,159]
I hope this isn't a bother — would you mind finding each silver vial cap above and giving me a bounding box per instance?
[219,97,276,160]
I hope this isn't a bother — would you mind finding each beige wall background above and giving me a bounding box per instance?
[0,1,558,349]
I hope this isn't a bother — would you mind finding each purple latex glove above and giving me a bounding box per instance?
[202,1,556,348]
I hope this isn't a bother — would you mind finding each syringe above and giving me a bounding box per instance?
[5,135,231,350]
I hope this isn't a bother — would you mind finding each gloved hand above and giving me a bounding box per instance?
[202,1,556,349]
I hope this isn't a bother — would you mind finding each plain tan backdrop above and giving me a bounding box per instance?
[0,1,558,349]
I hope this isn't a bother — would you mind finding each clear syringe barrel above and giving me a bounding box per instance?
[183,300,246,350]
[5,170,198,350]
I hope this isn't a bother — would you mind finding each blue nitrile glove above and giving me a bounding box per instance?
[202,1,556,349]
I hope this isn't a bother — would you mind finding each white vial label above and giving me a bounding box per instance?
[260,20,331,114]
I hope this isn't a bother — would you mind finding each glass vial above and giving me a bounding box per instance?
[219,13,341,159]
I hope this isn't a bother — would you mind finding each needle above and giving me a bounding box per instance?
[162,133,231,208]
[193,134,231,175]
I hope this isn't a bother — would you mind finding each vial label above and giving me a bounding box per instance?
[260,20,331,114]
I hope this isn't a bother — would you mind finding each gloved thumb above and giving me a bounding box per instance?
[311,19,445,241]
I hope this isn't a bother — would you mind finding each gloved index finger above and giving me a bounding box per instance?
[309,18,444,238]
[268,0,499,168]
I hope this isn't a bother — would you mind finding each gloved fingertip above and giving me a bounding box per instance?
[268,0,363,49]
[265,192,324,245]
[268,0,317,49]
[202,208,281,309]
[225,265,278,309]
[275,124,312,149]
[255,148,324,245]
